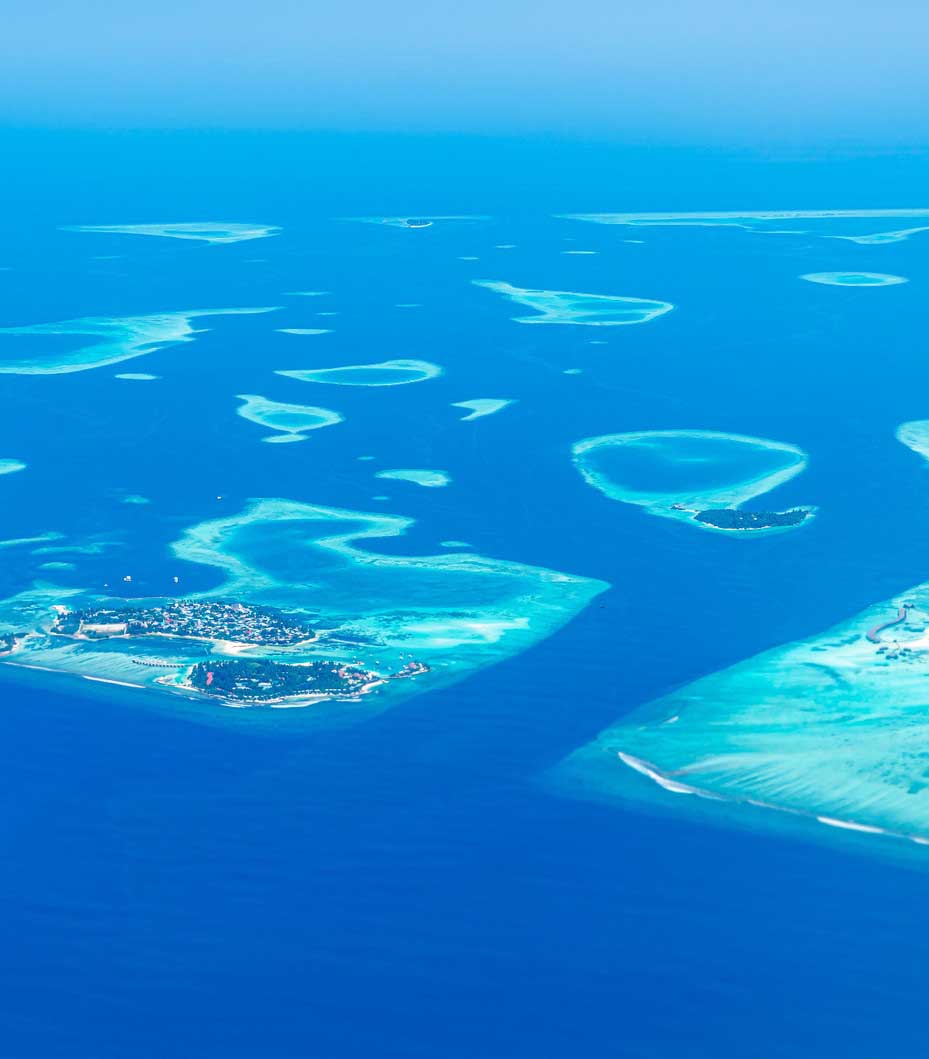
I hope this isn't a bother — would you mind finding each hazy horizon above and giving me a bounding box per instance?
[5,1,929,148]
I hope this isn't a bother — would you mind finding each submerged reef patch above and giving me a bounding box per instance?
[562,209,929,231]
[897,420,929,462]
[554,587,929,847]
[375,469,451,488]
[0,459,26,476]
[452,399,514,421]
[827,226,929,245]
[474,280,672,326]
[0,307,277,375]
[64,222,281,244]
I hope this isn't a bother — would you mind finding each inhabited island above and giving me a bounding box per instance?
[51,599,317,648]
[0,497,607,714]
[188,657,428,703]
[47,598,430,705]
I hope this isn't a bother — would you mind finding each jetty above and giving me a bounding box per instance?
[866,605,909,644]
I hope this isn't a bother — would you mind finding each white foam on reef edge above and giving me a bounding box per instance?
[615,750,929,847]
[83,675,145,689]
[817,816,886,835]
[548,580,929,853]
[618,752,700,794]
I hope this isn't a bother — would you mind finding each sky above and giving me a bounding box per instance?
[3,1,927,146]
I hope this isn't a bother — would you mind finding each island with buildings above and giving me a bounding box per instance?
[51,599,317,648]
[39,597,432,706]
[187,657,429,704]
[573,429,813,536]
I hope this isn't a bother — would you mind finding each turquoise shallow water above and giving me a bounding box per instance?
[555,583,929,844]
[5,139,929,1055]
[575,430,801,494]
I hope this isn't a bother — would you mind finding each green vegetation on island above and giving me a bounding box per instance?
[188,657,430,703]
[693,508,810,530]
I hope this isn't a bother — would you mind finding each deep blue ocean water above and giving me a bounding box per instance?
[3,131,929,1056]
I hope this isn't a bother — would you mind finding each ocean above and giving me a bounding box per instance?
[2,130,929,1056]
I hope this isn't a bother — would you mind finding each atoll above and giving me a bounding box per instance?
[277,359,441,387]
[235,394,343,443]
[572,429,812,535]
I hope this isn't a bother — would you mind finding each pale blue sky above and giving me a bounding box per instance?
[3,1,926,144]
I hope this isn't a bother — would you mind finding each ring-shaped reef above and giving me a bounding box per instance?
[63,222,281,244]
[0,499,607,718]
[474,280,673,326]
[572,429,813,535]
[0,307,278,375]
[235,394,343,443]
[800,272,908,287]
[277,359,441,387]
